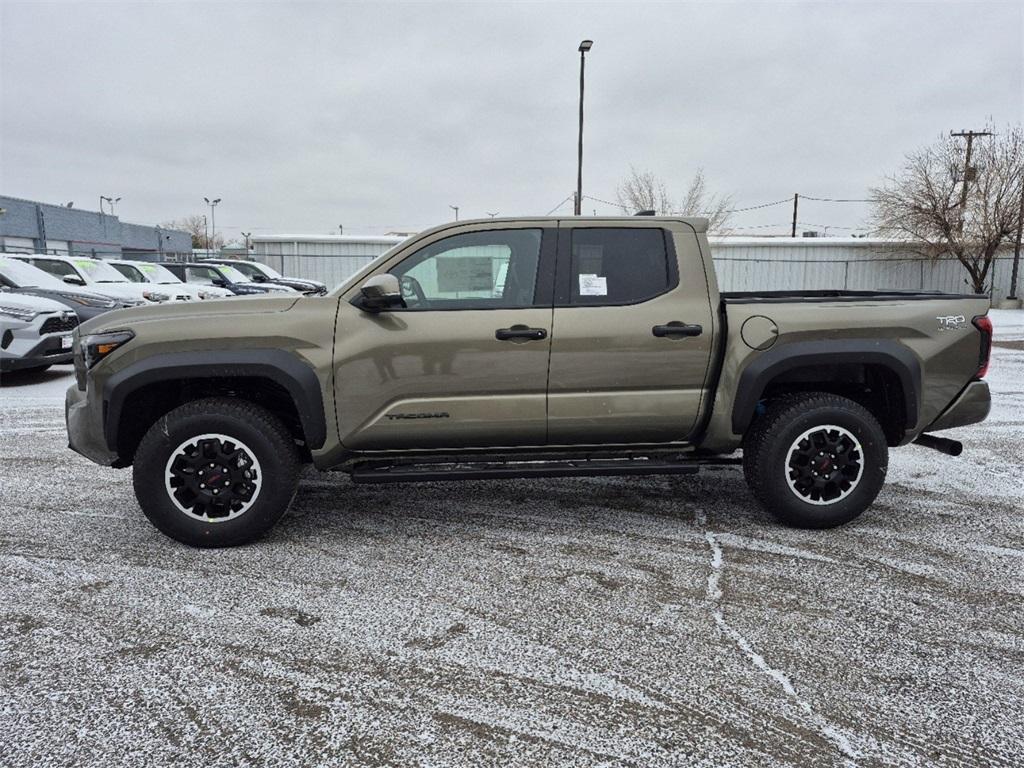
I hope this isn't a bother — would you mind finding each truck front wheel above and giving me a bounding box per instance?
[132,397,301,547]
[742,392,888,528]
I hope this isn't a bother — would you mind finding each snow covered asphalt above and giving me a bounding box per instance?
[2,310,1022,767]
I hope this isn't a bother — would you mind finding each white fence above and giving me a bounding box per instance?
[255,235,1019,298]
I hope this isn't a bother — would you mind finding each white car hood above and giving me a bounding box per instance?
[83,281,151,301]
[0,290,69,313]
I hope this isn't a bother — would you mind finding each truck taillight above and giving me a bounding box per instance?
[972,314,993,378]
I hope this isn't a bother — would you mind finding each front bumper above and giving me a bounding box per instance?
[926,380,992,432]
[65,382,119,466]
[0,333,74,372]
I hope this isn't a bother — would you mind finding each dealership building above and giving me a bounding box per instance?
[0,194,191,258]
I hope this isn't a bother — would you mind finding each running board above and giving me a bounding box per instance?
[350,456,737,484]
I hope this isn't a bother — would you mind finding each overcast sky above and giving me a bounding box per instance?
[1,1,1021,240]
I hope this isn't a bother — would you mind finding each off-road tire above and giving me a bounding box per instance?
[743,392,888,528]
[133,397,301,547]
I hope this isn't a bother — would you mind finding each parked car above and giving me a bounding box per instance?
[1,290,79,374]
[202,258,327,295]
[66,216,993,547]
[158,262,297,296]
[108,260,234,301]
[0,255,134,321]
[12,254,180,305]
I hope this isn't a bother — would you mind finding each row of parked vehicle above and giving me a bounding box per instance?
[0,253,325,375]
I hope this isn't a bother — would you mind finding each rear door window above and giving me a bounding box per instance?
[568,228,672,305]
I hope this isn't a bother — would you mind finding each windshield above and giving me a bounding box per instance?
[111,263,146,282]
[215,265,250,283]
[72,258,131,283]
[136,263,182,284]
[0,258,67,289]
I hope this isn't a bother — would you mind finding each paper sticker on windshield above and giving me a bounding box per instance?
[579,274,607,296]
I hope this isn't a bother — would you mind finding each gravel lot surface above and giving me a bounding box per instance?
[1,310,1022,768]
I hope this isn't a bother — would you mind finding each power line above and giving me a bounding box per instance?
[799,195,873,203]
[546,193,576,216]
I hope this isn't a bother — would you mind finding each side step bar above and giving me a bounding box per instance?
[351,456,738,484]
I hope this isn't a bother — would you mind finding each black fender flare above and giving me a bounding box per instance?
[731,339,921,435]
[102,349,327,452]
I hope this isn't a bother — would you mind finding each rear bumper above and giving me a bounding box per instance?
[65,382,119,466]
[927,380,991,432]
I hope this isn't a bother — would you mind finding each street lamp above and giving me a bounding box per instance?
[241,231,252,252]
[100,195,121,215]
[449,205,459,221]
[204,197,221,253]
[486,211,499,218]
[574,39,593,216]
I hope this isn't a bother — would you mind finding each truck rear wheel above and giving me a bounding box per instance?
[132,397,301,547]
[743,392,888,528]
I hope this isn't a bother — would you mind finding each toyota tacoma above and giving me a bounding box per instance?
[65,217,993,546]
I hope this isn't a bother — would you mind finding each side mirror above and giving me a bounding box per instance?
[253,274,268,282]
[62,274,86,286]
[359,274,404,311]
[212,278,228,287]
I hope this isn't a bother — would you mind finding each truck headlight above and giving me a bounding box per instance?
[143,290,170,303]
[81,330,135,369]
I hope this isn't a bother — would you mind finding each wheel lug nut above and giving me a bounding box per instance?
[198,470,204,476]
[199,483,206,488]
[212,489,219,495]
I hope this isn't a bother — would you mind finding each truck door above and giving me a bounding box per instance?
[546,222,716,444]
[334,224,556,450]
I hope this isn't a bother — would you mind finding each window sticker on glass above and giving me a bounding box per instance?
[579,273,607,296]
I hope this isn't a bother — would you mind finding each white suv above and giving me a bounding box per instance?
[108,260,234,300]
[13,255,184,304]
[0,291,80,374]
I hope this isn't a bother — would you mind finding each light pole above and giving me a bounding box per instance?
[486,211,499,218]
[100,195,121,215]
[241,231,252,252]
[449,205,459,221]
[204,197,221,254]
[574,39,593,216]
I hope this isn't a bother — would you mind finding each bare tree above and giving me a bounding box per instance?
[871,123,1024,293]
[160,215,223,250]
[616,166,734,232]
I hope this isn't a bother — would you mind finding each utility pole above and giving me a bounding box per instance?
[1009,181,1023,301]
[575,40,593,216]
[791,193,799,237]
[449,205,459,221]
[950,130,993,232]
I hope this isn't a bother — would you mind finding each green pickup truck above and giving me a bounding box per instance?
[65,217,993,547]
